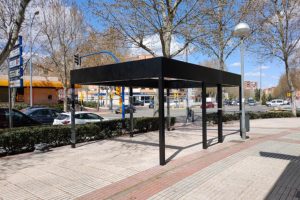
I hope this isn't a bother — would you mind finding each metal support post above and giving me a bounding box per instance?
[97,85,100,111]
[167,88,170,131]
[217,84,223,143]
[71,84,76,148]
[7,59,12,129]
[129,87,134,137]
[158,77,165,165]
[202,82,207,149]
[239,85,243,137]
[122,86,125,128]
[240,39,246,139]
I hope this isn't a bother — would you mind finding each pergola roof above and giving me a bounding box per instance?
[69,57,244,166]
[70,57,241,88]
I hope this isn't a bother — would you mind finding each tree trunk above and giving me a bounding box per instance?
[0,0,31,66]
[63,86,68,112]
[285,60,297,116]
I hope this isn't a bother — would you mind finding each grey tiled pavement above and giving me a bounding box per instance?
[0,118,300,200]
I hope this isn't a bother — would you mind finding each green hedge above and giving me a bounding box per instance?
[0,117,175,156]
[207,111,299,124]
[82,101,98,108]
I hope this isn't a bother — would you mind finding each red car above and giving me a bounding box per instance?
[201,102,215,109]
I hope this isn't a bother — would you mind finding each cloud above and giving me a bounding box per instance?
[230,62,240,67]
[255,65,270,70]
[129,34,184,57]
[245,72,266,77]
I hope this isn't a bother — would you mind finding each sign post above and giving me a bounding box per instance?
[8,35,23,128]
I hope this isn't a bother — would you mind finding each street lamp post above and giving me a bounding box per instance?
[234,22,251,140]
[29,11,39,107]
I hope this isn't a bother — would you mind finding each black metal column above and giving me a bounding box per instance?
[158,77,165,165]
[217,84,223,143]
[167,88,170,131]
[129,87,134,137]
[239,85,242,137]
[202,82,207,149]
[71,84,76,148]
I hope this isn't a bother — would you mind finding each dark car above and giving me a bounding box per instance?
[22,107,63,124]
[132,100,144,106]
[115,105,136,114]
[149,101,154,109]
[201,102,215,109]
[0,108,41,129]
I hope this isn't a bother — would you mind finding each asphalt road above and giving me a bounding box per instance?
[94,104,272,120]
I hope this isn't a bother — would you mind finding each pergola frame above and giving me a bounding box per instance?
[70,57,242,165]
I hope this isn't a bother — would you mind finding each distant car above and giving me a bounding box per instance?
[132,100,144,106]
[115,105,136,114]
[22,107,63,124]
[149,101,154,109]
[283,100,290,105]
[53,112,105,125]
[201,102,215,109]
[269,99,284,107]
[248,99,256,106]
[0,108,41,129]
[224,99,231,105]
[169,100,180,108]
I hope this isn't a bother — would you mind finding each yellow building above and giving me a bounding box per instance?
[0,75,62,104]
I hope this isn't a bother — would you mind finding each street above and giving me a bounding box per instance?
[94,104,272,120]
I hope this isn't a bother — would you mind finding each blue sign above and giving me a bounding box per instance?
[9,36,23,88]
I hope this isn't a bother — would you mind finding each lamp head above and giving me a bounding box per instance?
[234,22,251,38]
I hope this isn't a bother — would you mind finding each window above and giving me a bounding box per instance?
[32,109,51,117]
[87,113,103,120]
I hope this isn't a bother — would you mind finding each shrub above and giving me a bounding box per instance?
[206,111,299,124]
[82,101,98,108]
[0,117,176,156]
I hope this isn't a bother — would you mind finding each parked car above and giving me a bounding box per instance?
[132,100,144,106]
[169,100,180,108]
[0,108,41,129]
[201,102,215,109]
[53,112,105,125]
[248,99,256,106]
[22,107,63,124]
[115,105,136,114]
[268,99,284,107]
[283,100,290,105]
[224,99,231,105]
[149,101,154,109]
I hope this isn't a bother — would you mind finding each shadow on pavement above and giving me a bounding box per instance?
[111,129,241,163]
[259,151,300,199]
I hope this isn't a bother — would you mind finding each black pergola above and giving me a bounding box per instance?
[70,57,242,165]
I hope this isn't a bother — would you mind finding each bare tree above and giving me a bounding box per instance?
[0,0,31,68]
[87,0,204,58]
[39,0,85,111]
[195,0,259,71]
[255,0,300,116]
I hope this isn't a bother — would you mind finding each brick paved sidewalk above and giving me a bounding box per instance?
[1,118,300,200]
[78,118,300,200]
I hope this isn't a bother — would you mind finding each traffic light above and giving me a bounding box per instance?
[115,86,121,96]
[74,54,80,65]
